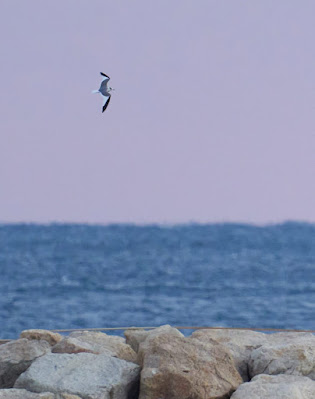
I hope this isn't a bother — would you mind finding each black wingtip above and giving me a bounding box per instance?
[100,72,110,78]
[102,96,111,113]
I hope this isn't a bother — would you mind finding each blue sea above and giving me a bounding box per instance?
[0,222,314,339]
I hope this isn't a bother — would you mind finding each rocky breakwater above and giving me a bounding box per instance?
[0,325,313,399]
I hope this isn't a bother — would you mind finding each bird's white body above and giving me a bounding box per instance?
[92,72,114,112]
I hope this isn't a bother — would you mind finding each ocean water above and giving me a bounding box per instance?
[0,222,314,339]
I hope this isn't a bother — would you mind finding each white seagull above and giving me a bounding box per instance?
[92,72,114,113]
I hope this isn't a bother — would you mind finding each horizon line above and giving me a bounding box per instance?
[0,219,314,228]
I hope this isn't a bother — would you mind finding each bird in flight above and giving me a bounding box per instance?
[92,72,114,112]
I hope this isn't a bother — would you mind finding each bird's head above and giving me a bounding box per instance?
[109,87,115,92]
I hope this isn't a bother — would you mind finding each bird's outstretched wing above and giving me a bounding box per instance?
[100,72,110,81]
[102,95,111,112]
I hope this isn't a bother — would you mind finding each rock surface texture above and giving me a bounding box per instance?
[52,331,137,363]
[14,353,140,399]
[231,374,315,399]
[0,339,51,388]
[139,333,242,399]
[20,330,63,347]
[125,325,184,354]
[249,333,315,379]
[0,390,81,399]
[137,325,184,366]
[0,389,54,398]
[191,328,268,381]
[124,329,151,353]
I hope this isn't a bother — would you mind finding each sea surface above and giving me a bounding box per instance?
[0,222,314,339]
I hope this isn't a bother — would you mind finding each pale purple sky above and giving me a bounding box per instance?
[0,0,314,224]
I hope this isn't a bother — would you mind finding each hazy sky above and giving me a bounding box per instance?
[1,1,314,224]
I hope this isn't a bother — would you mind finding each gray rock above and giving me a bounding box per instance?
[266,332,314,345]
[231,374,315,399]
[0,339,51,388]
[249,333,315,379]
[0,390,81,399]
[52,331,137,363]
[15,353,140,399]
[0,389,54,398]
[191,328,268,381]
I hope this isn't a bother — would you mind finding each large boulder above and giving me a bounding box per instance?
[20,330,63,347]
[0,339,51,388]
[249,333,315,379]
[15,352,140,399]
[52,331,137,363]
[191,328,267,381]
[231,374,315,399]
[125,325,184,354]
[137,325,184,365]
[0,389,54,398]
[139,334,242,399]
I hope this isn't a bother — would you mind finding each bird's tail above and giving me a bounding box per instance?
[91,90,99,94]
